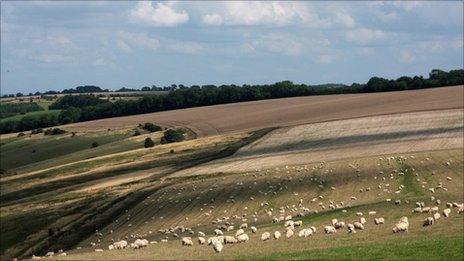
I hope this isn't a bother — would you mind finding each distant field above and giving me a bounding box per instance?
[0,109,61,123]
[61,85,463,136]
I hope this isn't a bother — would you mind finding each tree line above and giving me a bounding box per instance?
[0,69,462,134]
[0,102,44,119]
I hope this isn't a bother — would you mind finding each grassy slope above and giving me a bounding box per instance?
[0,109,61,123]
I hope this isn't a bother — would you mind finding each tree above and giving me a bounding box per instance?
[161,129,185,144]
[58,107,82,124]
[91,142,99,148]
[143,123,162,132]
[144,137,155,148]
[16,92,24,97]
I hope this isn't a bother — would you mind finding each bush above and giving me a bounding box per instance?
[144,137,155,148]
[142,123,162,132]
[49,95,108,110]
[161,129,185,144]
[134,130,141,136]
[17,132,25,137]
[31,128,43,134]
[91,142,99,148]
[44,128,66,135]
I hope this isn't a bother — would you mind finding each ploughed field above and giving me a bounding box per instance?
[60,85,463,136]
[0,88,463,260]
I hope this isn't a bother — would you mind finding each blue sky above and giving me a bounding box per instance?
[1,1,463,94]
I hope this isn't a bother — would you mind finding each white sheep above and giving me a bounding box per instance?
[133,239,148,249]
[334,221,346,229]
[393,217,409,233]
[324,226,336,234]
[251,226,257,233]
[433,212,441,221]
[443,208,451,217]
[198,237,206,245]
[285,220,294,227]
[286,229,294,238]
[224,236,237,244]
[310,226,317,234]
[261,232,271,241]
[240,223,248,229]
[360,217,366,224]
[368,211,377,215]
[214,229,223,236]
[213,241,223,253]
[353,222,364,230]
[108,245,114,250]
[331,218,338,226]
[294,220,303,227]
[237,233,249,243]
[347,223,356,233]
[374,217,385,225]
[274,231,281,240]
[423,217,434,227]
[182,237,193,246]
[235,229,244,237]
[198,231,205,237]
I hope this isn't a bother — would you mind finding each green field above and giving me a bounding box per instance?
[0,109,61,123]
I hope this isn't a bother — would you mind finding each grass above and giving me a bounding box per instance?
[0,109,61,123]
[247,235,464,260]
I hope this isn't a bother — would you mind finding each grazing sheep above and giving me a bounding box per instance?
[108,245,114,250]
[213,241,223,253]
[324,226,337,234]
[113,240,128,249]
[224,236,237,244]
[393,217,409,233]
[182,237,193,246]
[310,226,317,233]
[95,249,103,252]
[237,233,249,243]
[294,220,303,227]
[347,224,356,233]
[133,239,148,249]
[251,226,257,233]
[368,211,377,215]
[214,229,223,236]
[413,207,422,213]
[240,223,248,229]
[198,237,206,245]
[360,217,366,224]
[286,229,294,238]
[356,212,363,216]
[423,217,434,227]
[353,222,364,230]
[334,221,346,229]
[443,208,451,217]
[433,212,441,221]
[198,231,205,237]
[235,229,245,237]
[374,218,385,225]
[284,220,294,227]
[331,218,338,226]
[273,231,281,240]
[261,232,271,241]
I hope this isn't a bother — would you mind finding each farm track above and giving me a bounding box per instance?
[59,86,463,136]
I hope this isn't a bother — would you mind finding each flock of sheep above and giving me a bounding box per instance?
[29,155,463,258]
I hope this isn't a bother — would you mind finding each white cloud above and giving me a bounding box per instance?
[130,1,189,27]
[345,28,387,45]
[398,50,415,64]
[355,47,376,57]
[392,1,426,11]
[246,33,331,56]
[118,31,159,51]
[202,14,223,26]
[315,54,336,64]
[168,41,205,54]
[333,11,356,28]
[378,11,399,22]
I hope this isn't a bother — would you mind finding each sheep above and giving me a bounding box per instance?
[286,229,294,238]
[198,237,206,245]
[423,217,434,227]
[261,232,271,241]
[360,217,366,224]
[251,226,257,233]
[393,217,409,233]
[331,218,338,226]
[298,228,313,238]
[356,212,363,216]
[347,223,356,233]
[294,220,303,227]
[433,212,441,221]
[133,239,148,249]
[368,211,377,215]
[224,236,237,244]
[182,237,193,246]
[113,240,128,249]
[274,231,281,240]
[240,223,248,229]
[353,222,364,230]
[198,231,205,237]
[95,249,103,252]
[443,208,451,217]
[213,241,223,253]
[45,252,54,257]
[108,244,114,250]
[334,221,345,229]
[214,229,223,236]
[310,226,317,234]
[235,229,245,237]
[237,233,249,243]
[31,255,41,260]
[324,226,336,234]
[413,207,422,213]
[374,218,385,225]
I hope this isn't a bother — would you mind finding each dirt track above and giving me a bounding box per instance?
[61,86,463,136]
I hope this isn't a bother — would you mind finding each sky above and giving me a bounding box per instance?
[1,1,463,94]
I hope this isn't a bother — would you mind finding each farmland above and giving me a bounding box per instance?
[0,87,463,260]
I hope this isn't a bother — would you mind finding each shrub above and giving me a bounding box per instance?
[143,123,162,132]
[91,142,99,148]
[31,128,43,134]
[161,129,185,144]
[134,130,141,136]
[44,128,66,135]
[17,132,25,137]
[144,137,155,148]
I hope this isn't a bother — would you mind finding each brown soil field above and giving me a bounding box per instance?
[60,85,463,136]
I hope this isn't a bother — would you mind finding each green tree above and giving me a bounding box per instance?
[144,137,155,148]
[58,107,82,124]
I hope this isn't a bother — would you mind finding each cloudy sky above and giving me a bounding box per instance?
[1,1,463,94]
